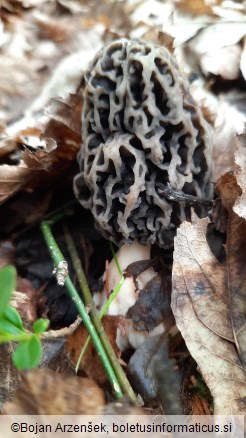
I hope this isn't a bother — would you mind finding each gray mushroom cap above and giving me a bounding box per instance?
[74,39,213,247]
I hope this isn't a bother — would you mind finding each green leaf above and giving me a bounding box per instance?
[12,335,42,369]
[3,305,24,331]
[33,318,49,334]
[0,317,24,335]
[0,266,16,316]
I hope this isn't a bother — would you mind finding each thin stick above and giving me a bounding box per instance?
[40,220,123,399]
[109,241,123,276]
[63,224,137,402]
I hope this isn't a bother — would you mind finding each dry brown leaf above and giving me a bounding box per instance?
[189,375,212,415]
[1,0,41,15]
[212,94,246,180]
[0,93,82,205]
[13,277,39,328]
[34,13,73,42]
[0,165,39,204]
[0,134,19,159]
[130,0,173,34]
[189,23,246,55]
[227,209,246,368]
[216,173,241,213]
[157,31,175,54]
[57,0,90,14]
[0,274,38,416]
[0,344,21,411]
[126,274,174,333]
[66,316,120,386]
[176,0,220,16]
[216,171,246,368]
[171,213,246,415]
[200,44,242,80]
[233,134,246,220]
[44,94,83,138]
[3,368,105,415]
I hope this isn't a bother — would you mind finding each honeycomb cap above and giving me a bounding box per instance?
[74,39,213,247]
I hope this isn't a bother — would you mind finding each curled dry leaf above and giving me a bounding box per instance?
[128,333,182,413]
[0,165,37,205]
[171,213,246,415]
[0,134,19,158]
[128,334,168,403]
[0,93,82,205]
[126,274,174,333]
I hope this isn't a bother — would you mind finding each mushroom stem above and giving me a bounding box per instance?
[107,240,155,294]
[94,240,156,317]
[93,240,160,351]
[93,240,156,349]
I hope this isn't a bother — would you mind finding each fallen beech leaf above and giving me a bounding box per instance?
[3,368,105,414]
[171,214,246,415]
[227,207,246,368]
[216,170,246,368]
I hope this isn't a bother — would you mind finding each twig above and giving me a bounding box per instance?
[40,220,123,399]
[63,224,137,402]
[42,316,82,338]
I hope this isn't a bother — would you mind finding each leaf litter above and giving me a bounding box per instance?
[172,134,246,415]
[1,0,246,417]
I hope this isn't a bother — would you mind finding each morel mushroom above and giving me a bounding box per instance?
[74,38,212,248]
[74,38,213,348]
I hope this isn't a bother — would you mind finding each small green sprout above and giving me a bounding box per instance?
[0,265,49,369]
